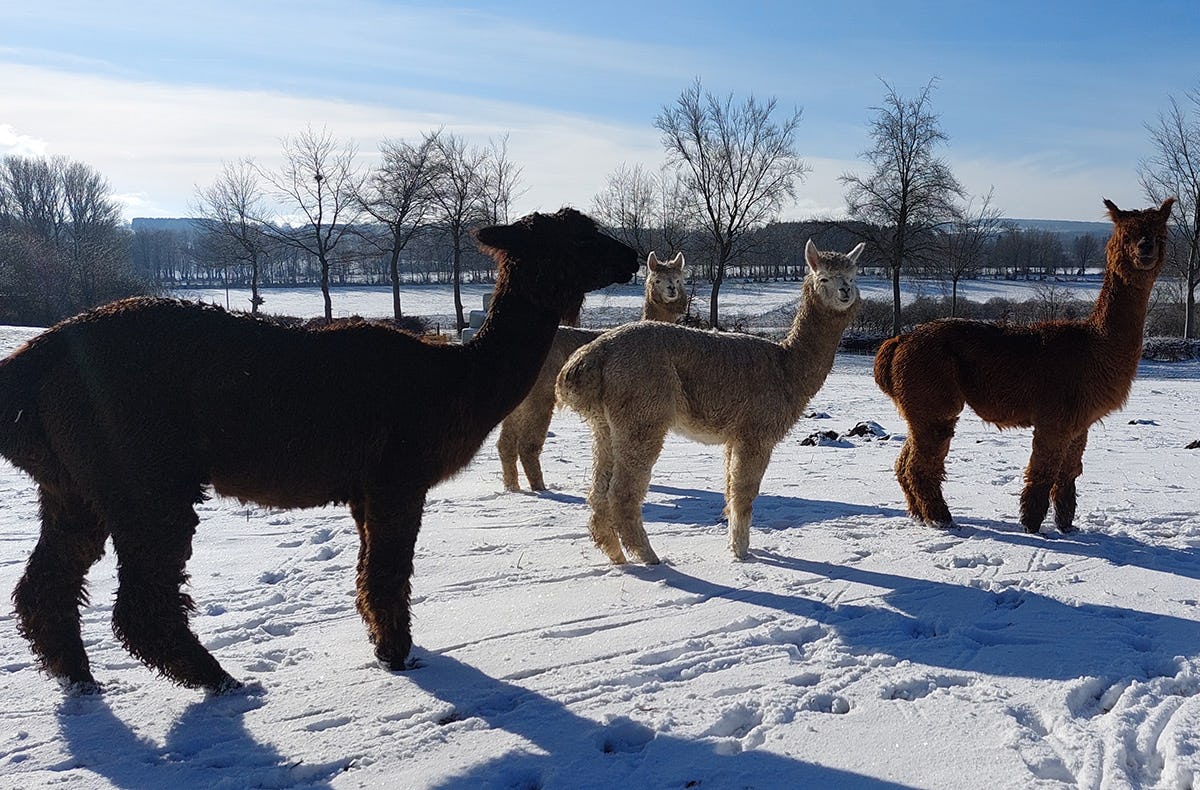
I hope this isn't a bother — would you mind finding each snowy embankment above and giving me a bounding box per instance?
[0,284,1197,789]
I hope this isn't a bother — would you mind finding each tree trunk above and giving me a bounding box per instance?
[891,263,902,337]
[951,277,959,318]
[709,275,722,329]
[250,254,262,314]
[389,248,403,320]
[320,255,332,322]
[452,238,465,333]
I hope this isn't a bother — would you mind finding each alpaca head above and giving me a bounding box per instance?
[1102,197,1175,274]
[645,252,686,306]
[473,207,638,321]
[804,239,863,311]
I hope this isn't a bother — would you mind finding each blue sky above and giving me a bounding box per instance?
[2,0,1197,222]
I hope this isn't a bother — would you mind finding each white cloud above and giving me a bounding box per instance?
[0,62,666,220]
[0,62,1148,224]
[0,123,49,157]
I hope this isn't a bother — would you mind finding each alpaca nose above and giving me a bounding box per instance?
[1137,238,1155,255]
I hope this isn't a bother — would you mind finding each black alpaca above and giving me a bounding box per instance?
[0,207,637,693]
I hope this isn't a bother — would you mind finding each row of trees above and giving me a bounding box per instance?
[192,127,522,330]
[3,79,1198,336]
[0,155,143,325]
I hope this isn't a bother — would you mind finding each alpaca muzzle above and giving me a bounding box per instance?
[1135,239,1158,270]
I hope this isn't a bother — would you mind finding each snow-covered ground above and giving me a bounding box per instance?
[1,285,1198,789]
[175,275,1106,331]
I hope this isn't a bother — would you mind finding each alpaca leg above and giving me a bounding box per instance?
[13,487,108,691]
[903,418,957,527]
[497,419,522,491]
[585,419,625,563]
[722,444,733,520]
[1051,431,1088,532]
[517,406,554,491]
[355,489,427,669]
[1020,428,1069,533]
[892,440,923,518]
[725,443,773,560]
[606,428,666,565]
[110,510,239,692]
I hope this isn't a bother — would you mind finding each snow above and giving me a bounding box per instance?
[1,284,1198,790]
[174,275,1105,331]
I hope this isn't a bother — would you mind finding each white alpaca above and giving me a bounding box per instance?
[498,252,688,491]
[557,240,862,563]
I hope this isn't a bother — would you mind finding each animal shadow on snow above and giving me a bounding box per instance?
[643,483,909,529]
[633,557,1200,683]
[55,691,345,789]
[407,653,914,790]
[952,516,1200,583]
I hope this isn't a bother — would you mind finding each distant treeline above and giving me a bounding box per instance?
[130,216,1114,289]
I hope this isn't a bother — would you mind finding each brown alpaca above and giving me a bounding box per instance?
[498,252,689,491]
[557,240,862,563]
[0,207,637,694]
[875,198,1175,533]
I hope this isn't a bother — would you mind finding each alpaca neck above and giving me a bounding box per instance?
[779,283,856,402]
[1088,255,1153,364]
[463,282,560,431]
[642,297,685,322]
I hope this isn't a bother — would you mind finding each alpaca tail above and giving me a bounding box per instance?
[873,335,902,398]
[555,344,606,420]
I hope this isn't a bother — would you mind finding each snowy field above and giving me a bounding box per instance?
[174,275,1106,330]
[1,284,1198,789]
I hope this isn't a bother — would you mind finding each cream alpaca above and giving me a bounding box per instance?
[557,240,862,563]
[642,251,687,321]
[498,252,689,491]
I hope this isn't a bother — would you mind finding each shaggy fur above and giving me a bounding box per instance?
[1,207,637,693]
[874,198,1175,532]
[641,252,688,322]
[498,252,689,491]
[557,240,862,563]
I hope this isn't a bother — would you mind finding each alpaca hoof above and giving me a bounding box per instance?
[61,678,104,696]
[374,645,414,671]
[208,674,245,695]
[635,550,661,565]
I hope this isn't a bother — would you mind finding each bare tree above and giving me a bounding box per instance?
[656,78,808,327]
[940,188,1002,316]
[479,134,525,226]
[592,162,660,260]
[592,162,694,267]
[357,131,441,319]
[1139,87,1200,338]
[193,158,273,312]
[841,78,965,335]
[0,154,137,324]
[429,132,490,332]
[260,126,365,322]
[1070,232,1103,277]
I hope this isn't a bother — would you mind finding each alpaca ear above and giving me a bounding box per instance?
[1103,199,1123,221]
[804,239,823,272]
[847,242,866,264]
[473,223,523,251]
[647,251,662,271]
[668,252,685,270]
[1159,197,1176,220]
